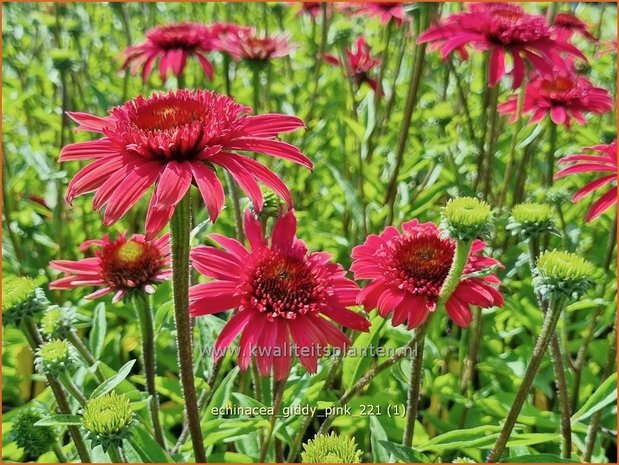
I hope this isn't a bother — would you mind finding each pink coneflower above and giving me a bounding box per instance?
[351,220,503,329]
[189,210,370,380]
[417,2,586,89]
[216,30,295,62]
[555,140,617,222]
[325,37,381,93]
[499,69,613,127]
[353,2,407,26]
[552,13,596,43]
[122,23,215,82]
[50,233,171,303]
[60,90,310,238]
[210,22,252,39]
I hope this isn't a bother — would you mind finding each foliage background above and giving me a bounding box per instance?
[1,1,617,463]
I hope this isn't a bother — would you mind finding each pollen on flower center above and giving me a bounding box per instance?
[99,238,164,290]
[541,76,575,95]
[131,100,206,131]
[388,235,454,297]
[249,251,321,319]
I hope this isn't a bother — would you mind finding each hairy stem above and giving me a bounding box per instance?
[134,293,166,449]
[170,194,206,463]
[259,379,286,462]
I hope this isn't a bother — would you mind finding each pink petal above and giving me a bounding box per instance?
[153,161,192,209]
[227,138,313,170]
[242,114,305,137]
[213,310,253,361]
[586,188,617,222]
[208,233,249,260]
[66,112,113,133]
[244,210,265,251]
[488,47,506,87]
[272,210,297,251]
[190,162,225,223]
[572,175,615,202]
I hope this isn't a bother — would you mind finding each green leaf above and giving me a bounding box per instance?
[377,440,429,463]
[502,454,579,463]
[89,302,106,358]
[205,367,239,421]
[571,373,617,424]
[342,312,385,390]
[208,452,255,463]
[370,416,391,463]
[127,424,172,463]
[89,360,136,400]
[35,414,81,426]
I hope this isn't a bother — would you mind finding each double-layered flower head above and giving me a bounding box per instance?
[353,2,407,26]
[216,30,295,62]
[351,220,503,329]
[189,210,370,380]
[122,23,215,82]
[555,140,617,222]
[60,90,310,237]
[499,69,613,127]
[50,233,171,303]
[418,2,586,88]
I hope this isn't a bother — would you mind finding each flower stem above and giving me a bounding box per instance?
[384,3,431,225]
[107,443,125,463]
[545,121,558,187]
[306,2,329,123]
[481,84,500,201]
[259,379,286,463]
[498,84,525,210]
[66,330,105,383]
[252,66,261,112]
[486,296,564,462]
[134,293,167,449]
[170,193,206,463]
[52,441,67,463]
[21,317,92,463]
[402,315,432,446]
[438,240,474,306]
[58,371,88,407]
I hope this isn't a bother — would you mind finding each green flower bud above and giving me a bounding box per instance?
[533,250,595,300]
[453,458,476,463]
[35,339,76,376]
[40,306,76,339]
[2,276,49,327]
[82,393,134,451]
[546,187,570,204]
[255,191,286,221]
[507,202,556,238]
[301,432,363,464]
[8,408,56,458]
[50,49,79,73]
[441,197,492,241]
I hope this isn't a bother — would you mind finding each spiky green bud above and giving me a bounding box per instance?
[2,276,49,327]
[533,250,595,300]
[7,409,56,458]
[507,202,556,238]
[40,306,76,339]
[50,49,78,73]
[441,197,492,241]
[301,432,363,463]
[82,393,134,451]
[545,187,570,204]
[35,339,76,376]
[452,458,476,463]
[255,191,286,221]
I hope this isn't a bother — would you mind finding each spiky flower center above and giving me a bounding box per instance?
[540,75,576,95]
[99,238,164,290]
[241,36,280,60]
[246,250,324,320]
[537,250,595,281]
[385,234,454,298]
[488,9,550,44]
[511,202,554,224]
[39,339,70,363]
[130,98,206,131]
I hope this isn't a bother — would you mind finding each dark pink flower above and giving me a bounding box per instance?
[555,140,617,222]
[210,22,253,40]
[60,90,311,238]
[327,37,381,93]
[499,69,613,127]
[122,23,215,82]
[353,2,407,26]
[418,2,587,88]
[351,220,503,329]
[215,30,295,62]
[552,13,596,43]
[50,233,171,303]
[189,210,370,380]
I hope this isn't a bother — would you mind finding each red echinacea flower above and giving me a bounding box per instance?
[552,13,596,43]
[60,90,311,238]
[122,23,215,82]
[351,220,503,329]
[555,140,617,222]
[499,69,613,127]
[325,37,381,93]
[417,2,587,89]
[50,233,171,303]
[215,30,295,62]
[353,2,407,26]
[189,210,370,380]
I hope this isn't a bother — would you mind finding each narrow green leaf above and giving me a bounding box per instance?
[571,373,617,424]
[127,424,172,463]
[89,302,106,358]
[89,360,136,400]
[35,414,81,426]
